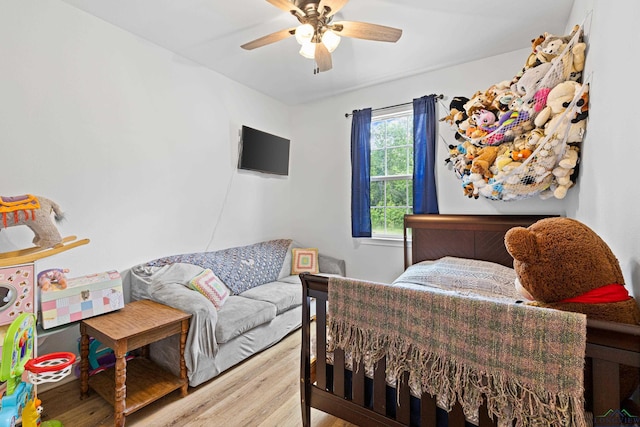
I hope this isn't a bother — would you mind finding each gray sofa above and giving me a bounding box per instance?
[128,239,345,387]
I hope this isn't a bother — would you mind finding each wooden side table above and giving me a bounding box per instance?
[80,299,191,427]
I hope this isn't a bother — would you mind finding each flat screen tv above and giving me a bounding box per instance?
[238,125,290,176]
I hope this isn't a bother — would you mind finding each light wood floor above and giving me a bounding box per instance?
[39,330,357,427]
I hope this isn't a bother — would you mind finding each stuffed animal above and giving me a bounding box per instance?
[534,81,580,128]
[524,34,546,69]
[37,268,69,291]
[572,89,589,123]
[470,145,500,179]
[512,62,552,97]
[472,109,497,130]
[550,146,580,199]
[447,24,587,202]
[537,37,566,63]
[0,194,65,248]
[505,217,640,411]
[571,41,587,73]
[440,96,469,129]
[534,25,580,64]
[445,141,477,179]
[540,82,588,143]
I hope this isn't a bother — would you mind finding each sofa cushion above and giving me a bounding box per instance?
[240,280,302,315]
[215,296,276,344]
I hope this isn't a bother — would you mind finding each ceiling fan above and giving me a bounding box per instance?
[241,0,402,73]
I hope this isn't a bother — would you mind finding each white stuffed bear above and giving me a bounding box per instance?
[535,81,581,128]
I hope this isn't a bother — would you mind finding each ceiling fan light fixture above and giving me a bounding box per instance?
[241,0,403,72]
[299,41,316,59]
[321,29,341,53]
[295,23,314,45]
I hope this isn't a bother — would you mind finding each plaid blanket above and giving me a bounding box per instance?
[328,277,587,426]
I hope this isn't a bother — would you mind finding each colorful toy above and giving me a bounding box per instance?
[76,337,134,377]
[20,397,41,427]
[0,313,36,426]
[0,195,64,249]
[36,269,69,292]
[0,264,35,327]
[0,313,75,426]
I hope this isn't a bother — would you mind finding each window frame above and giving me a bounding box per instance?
[369,107,414,239]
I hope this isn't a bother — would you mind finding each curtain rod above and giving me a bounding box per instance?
[345,94,444,118]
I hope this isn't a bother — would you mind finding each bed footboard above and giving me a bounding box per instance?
[301,273,640,427]
[301,274,497,427]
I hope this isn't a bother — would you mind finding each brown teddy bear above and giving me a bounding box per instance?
[504,217,640,412]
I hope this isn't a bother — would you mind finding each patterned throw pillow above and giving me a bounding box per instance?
[291,248,319,274]
[189,269,230,309]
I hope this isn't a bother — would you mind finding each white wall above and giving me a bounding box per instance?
[292,0,640,289]
[291,49,571,283]
[1,0,294,269]
[3,0,639,365]
[566,0,640,297]
[1,0,293,355]
[292,0,640,293]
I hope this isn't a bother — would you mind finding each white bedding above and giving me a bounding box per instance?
[392,256,522,302]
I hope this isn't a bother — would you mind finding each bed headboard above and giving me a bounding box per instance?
[403,214,553,269]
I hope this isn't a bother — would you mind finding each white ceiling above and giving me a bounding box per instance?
[59,0,575,105]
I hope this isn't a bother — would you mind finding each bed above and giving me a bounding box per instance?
[300,214,640,426]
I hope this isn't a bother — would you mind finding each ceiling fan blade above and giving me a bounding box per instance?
[241,28,295,50]
[318,0,349,18]
[332,21,402,42]
[314,42,332,72]
[266,0,305,17]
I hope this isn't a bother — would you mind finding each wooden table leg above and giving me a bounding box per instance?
[140,344,149,359]
[80,324,90,398]
[179,318,189,397]
[114,345,127,427]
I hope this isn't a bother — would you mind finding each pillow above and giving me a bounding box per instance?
[393,256,521,301]
[291,248,319,275]
[278,240,296,279]
[188,269,230,309]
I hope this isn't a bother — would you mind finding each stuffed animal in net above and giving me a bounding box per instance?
[37,268,69,291]
[504,217,640,412]
[440,96,470,142]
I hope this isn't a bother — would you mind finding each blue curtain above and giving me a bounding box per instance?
[350,108,372,237]
[413,95,439,214]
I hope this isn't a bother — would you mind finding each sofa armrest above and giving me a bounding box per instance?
[130,263,219,358]
[319,254,346,276]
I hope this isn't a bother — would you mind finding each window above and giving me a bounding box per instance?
[370,110,413,237]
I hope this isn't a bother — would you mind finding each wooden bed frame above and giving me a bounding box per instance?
[300,214,640,426]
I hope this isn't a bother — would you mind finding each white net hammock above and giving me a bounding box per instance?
[442,23,589,201]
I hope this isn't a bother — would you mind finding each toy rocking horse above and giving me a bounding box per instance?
[0,195,64,249]
[0,194,89,268]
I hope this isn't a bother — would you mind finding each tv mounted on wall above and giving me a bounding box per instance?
[238,125,290,176]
